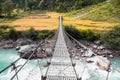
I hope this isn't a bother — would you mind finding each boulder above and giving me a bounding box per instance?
[97,56,111,71]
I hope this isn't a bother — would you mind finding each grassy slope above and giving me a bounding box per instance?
[0,1,119,32]
[66,1,120,23]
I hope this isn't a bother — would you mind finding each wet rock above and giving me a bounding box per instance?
[97,56,111,71]
[18,44,37,59]
[87,60,94,63]
[16,38,32,46]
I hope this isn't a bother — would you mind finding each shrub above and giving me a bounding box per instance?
[0,29,4,40]
[0,26,55,40]
[8,28,18,40]
[101,26,120,50]
[64,25,83,39]
[24,27,38,40]
[82,29,98,41]
[37,30,55,40]
[64,25,100,41]
[0,25,10,30]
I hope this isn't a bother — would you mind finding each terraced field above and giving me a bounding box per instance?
[0,12,118,32]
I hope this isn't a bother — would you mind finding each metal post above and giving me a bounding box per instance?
[37,59,43,76]
[106,71,109,80]
[12,64,19,80]
[80,57,87,80]
[106,66,111,80]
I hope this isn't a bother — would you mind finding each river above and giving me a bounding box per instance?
[0,49,120,80]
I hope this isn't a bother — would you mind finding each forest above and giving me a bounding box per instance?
[0,0,106,17]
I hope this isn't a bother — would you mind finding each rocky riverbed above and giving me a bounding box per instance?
[0,38,120,59]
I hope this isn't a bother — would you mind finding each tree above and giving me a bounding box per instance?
[8,28,18,40]
[112,0,120,8]
[0,1,2,16]
[0,0,4,16]
[3,0,14,17]
[102,26,120,50]
[25,0,28,11]
[24,27,38,40]
[0,29,4,39]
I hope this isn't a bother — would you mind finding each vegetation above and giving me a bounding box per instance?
[0,27,55,40]
[65,25,120,50]
[37,30,55,40]
[0,0,106,18]
[0,29,4,39]
[64,25,100,41]
[37,0,106,12]
[24,27,38,40]
[8,28,18,40]
[102,26,120,50]
[3,0,14,17]
[67,0,120,23]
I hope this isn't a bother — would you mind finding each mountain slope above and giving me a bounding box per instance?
[67,0,120,23]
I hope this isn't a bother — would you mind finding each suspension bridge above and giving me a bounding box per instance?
[0,16,114,80]
[44,16,78,80]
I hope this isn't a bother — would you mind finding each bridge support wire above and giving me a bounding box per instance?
[43,23,60,80]
[0,48,37,74]
[64,30,113,80]
[12,64,19,80]
[63,29,90,80]
[10,49,37,80]
[37,59,43,76]
[80,57,87,80]
[10,33,55,80]
[63,31,79,79]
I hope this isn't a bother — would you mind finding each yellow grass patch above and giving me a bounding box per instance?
[0,12,118,32]
[63,17,117,32]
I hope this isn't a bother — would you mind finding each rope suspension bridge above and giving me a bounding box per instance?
[0,16,116,80]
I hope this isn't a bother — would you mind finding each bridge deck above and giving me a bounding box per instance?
[45,16,77,80]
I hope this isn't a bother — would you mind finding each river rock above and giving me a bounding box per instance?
[18,44,37,59]
[96,56,111,71]
[16,38,32,46]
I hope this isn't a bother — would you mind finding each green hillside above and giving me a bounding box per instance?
[67,0,120,23]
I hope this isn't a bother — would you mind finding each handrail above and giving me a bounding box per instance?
[10,32,55,80]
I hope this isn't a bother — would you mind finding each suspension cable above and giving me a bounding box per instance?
[10,32,55,80]
[63,29,80,79]
[0,31,55,74]
[10,46,39,80]
[37,59,43,76]
[80,57,87,80]
[0,47,37,74]
[64,29,113,80]
[44,22,59,77]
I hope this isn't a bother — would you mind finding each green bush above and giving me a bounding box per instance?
[37,30,55,40]
[24,27,38,40]
[101,26,120,50]
[64,25,100,41]
[0,27,55,40]
[0,25,10,30]
[0,29,4,40]
[64,25,83,39]
[82,29,98,41]
[8,28,18,40]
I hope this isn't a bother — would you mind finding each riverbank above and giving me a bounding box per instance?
[79,40,120,57]
[0,38,35,49]
[0,38,120,59]
[0,37,56,59]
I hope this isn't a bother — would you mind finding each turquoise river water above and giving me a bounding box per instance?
[0,49,120,80]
